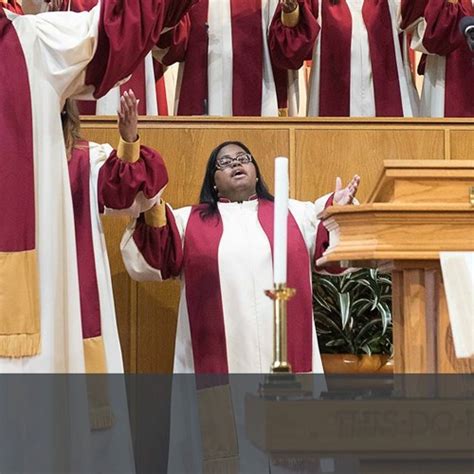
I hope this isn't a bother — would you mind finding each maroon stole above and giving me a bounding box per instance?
[68,145,105,371]
[178,0,265,116]
[229,0,263,116]
[0,11,40,356]
[319,0,404,116]
[177,0,209,115]
[183,200,313,374]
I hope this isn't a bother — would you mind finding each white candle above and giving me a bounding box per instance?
[273,157,289,285]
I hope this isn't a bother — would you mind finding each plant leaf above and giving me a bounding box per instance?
[338,292,351,329]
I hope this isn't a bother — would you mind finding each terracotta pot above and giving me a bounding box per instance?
[321,354,393,374]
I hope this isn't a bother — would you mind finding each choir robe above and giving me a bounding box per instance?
[0,0,196,373]
[404,0,474,117]
[122,195,340,374]
[68,139,167,373]
[55,0,169,116]
[122,195,339,473]
[270,0,419,117]
[59,140,166,473]
[158,0,304,116]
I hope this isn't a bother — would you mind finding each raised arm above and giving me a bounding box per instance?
[268,0,319,70]
[85,0,198,100]
[26,0,198,100]
[153,14,192,67]
[90,90,168,217]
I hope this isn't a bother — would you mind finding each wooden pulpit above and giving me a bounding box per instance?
[317,160,474,374]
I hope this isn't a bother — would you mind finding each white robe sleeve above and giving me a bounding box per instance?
[10,7,101,100]
[120,204,190,282]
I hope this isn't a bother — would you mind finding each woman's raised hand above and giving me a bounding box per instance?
[333,175,361,206]
[118,89,139,143]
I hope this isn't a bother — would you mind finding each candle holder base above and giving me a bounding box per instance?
[271,361,292,373]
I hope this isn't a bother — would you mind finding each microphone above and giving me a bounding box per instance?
[459,16,474,52]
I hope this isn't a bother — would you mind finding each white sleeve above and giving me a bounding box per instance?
[10,7,101,99]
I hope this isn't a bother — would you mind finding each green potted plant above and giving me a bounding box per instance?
[313,268,393,373]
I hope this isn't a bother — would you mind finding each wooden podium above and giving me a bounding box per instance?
[317,160,474,374]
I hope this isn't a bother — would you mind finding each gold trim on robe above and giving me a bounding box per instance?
[117,136,141,163]
[145,200,168,228]
[84,336,115,430]
[0,249,40,357]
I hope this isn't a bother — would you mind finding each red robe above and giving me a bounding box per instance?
[270,0,419,117]
[403,0,474,117]
[157,0,306,116]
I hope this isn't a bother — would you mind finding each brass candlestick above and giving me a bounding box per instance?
[264,283,296,373]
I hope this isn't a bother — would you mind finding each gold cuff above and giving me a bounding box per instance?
[117,136,140,163]
[281,4,300,28]
[144,200,167,228]
[447,0,458,3]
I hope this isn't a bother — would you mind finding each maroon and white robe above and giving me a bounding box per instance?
[158,0,299,116]
[122,196,339,374]
[62,139,166,471]
[403,0,474,117]
[0,0,196,373]
[68,140,168,373]
[271,0,419,116]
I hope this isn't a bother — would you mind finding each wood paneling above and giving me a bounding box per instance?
[450,130,474,160]
[80,117,474,373]
[295,129,444,202]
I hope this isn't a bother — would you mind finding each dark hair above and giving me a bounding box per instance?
[198,141,273,219]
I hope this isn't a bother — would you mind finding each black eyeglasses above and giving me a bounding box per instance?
[215,152,252,170]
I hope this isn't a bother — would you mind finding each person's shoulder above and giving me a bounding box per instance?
[88,141,114,154]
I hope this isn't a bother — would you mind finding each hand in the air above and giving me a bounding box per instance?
[280,0,298,13]
[118,89,139,143]
[333,175,360,206]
